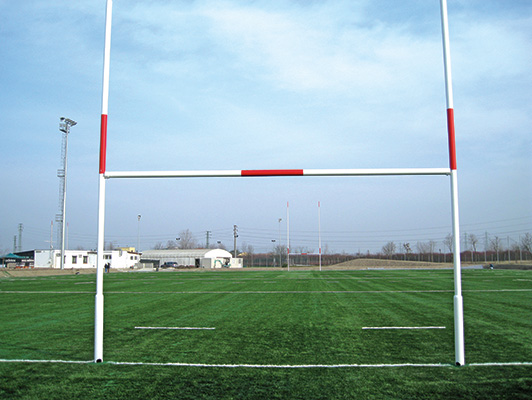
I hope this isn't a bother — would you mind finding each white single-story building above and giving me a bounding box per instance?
[141,249,243,269]
[32,249,141,269]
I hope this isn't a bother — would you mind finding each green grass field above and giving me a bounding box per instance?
[1,268,531,399]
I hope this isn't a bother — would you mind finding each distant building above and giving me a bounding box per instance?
[10,249,141,270]
[141,249,243,269]
[0,253,32,268]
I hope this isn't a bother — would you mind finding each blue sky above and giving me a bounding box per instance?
[1,0,530,255]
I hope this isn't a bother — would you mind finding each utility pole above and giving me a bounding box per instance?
[287,202,290,271]
[463,232,467,263]
[137,214,141,251]
[318,202,322,271]
[17,223,23,252]
[484,231,488,262]
[57,117,77,269]
[278,218,282,268]
[13,236,17,253]
[50,220,54,249]
[233,225,238,258]
[206,231,212,248]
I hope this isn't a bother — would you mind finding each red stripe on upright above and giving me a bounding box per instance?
[99,114,108,174]
[447,108,457,170]
[241,169,304,177]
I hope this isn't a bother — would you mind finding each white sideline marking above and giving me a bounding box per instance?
[108,361,450,368]
[468,362,532,367]
[134,326,215,330]
[2,289,531,295]
[362,326,446,330]
[0,359,531,368]
[0,359,92,364]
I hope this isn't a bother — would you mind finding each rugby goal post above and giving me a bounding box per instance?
[94,0,465,366]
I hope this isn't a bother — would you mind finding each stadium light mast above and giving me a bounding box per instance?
[58,117,77,270]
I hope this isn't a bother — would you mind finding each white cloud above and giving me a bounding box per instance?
[200,3,443,97]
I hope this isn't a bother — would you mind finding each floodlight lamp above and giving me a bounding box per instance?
[59,117,78,133]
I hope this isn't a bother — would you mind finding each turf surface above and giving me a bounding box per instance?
[0,268,531,398]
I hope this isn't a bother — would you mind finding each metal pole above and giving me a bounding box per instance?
[60,127,68,270]
[58,118,76,269]
[318,201,322,271]
[278,218,282,268]
[287,202,290,271]
[233,225,238,258]
[440,0,465,367]
[137,214,141,251]
[18,223,23,253]
[95,0,113,363]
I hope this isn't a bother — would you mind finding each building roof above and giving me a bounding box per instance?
[1,253,27,260]
[141,249,232,259]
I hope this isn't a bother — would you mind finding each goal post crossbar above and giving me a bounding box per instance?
[103,168,451,179]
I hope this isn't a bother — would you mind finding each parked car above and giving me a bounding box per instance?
[160,262,178,269]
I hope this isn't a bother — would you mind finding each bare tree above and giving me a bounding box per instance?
[274,244,287,256]
[403,243,412,261]
[428,240,437,262]
[241,242,254,255]
[240,242,255,267]
[489,236,503,262]
[382,241,396,259]
[468,234,478,261]
[417,242,430,262]
[166,240,178,249]
[152,242,164,250]
[443,234,453,254]
[521,233,532,256]
[178,229,198,249]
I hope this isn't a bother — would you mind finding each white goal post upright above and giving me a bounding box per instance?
[94,0,465,366]
[440,0,465,367]
[95,0,112,364]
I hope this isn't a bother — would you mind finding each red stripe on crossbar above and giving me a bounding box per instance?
[99,114,108,174]
[241,169,304,177]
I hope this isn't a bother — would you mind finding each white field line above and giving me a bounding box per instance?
[0,359,92,364]
[1,359,531,368]
[1,289,531,295]
[101,289,532,294]
[0,291,92,294]
[362,326,446,330]
[135,326,215,330]
[107,361,451,368]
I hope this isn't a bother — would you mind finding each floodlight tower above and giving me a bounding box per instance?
[57,117,77,270]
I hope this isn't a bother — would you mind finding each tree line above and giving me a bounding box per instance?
[147,230,532,267]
